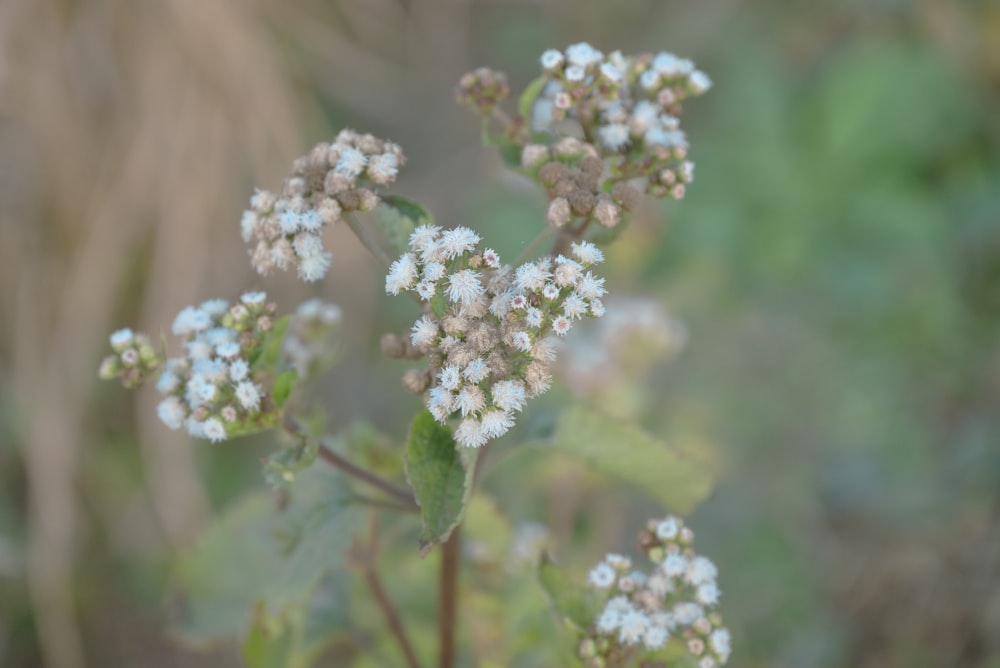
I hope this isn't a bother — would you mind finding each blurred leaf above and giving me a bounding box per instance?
[170,467,358,644]
[404,411,475,555]
[376,195,433,256]
[252,314,293,371]
[271,369,299,409]
[540,405,716,514]
[262,439,319,490]
[518,75,548,122]
[464,492,514,561]
[538,554,599,634]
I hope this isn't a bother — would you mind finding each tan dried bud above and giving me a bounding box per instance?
[567,190,596,216]
[579,155,603,178]
[318,197,342,225]
[468,254,484,269]
[402,368,432,394]
[538,161,568,186]
[290,156,309,176]
[553,137,584,158]
[308,142,330,168]
[380,332,407,358]
[611,182,641,212]
[358,134,382,154]
[324,171,352,195]
[442,315,469,336]
[357,188,380,212]
[594,198,621,228]
[336,190,361,211]
[546,197,572,228]
[521,144,550,169]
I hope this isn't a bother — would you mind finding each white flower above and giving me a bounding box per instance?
[481,248,500,269]
[639,69,660,91]
[656,517,680,540]
[463,358,489,383]
[571,241,604,265]
[553,257,583,287]
[542,283,560,300]
[278,210,301,234]
[235,381,262,411]
[699,658,717,668]
[511,331,532,352]
[229,358,249,382]
[599,123,630,151]
[510,294,529,310]
[422,262,447,282]
[427,386,453,422]
[479,410,514,439]
[215,341,241,359]
[565,42,603,67]
[201,300,230,317]
[298,249,332,282]
[386,253,419,295]
[293,232,323,257]
[696,582,720,606]
[680,161,696,183]
[439,366,461,391]
[202,417,227,443]
[600,62,624,83]
[576,272,607,299]
[596,607,622,634]
[455,418,487,448]
[643,625,669,650]
[564,65,586,82]
[618,607,649,645]
[647,572,674,598]
[446,269,484,305]
[367,152,399,184]
[411,316,439,348]
[552,316,572,336]
[652,52,680,75]
[156,370,180,394]
[491,380,526,412]
[588,562,616,589]
[631,100,660,134]
[662,553,688,578]
[335,147,367,177]
[686,556,718,586]
[184,339,212,361]
[439,226,481,259]
[672,602,704,625]
[532,337,558,363]
[606,553,632,570]
[299,209,322,232]
[172,306,211,335]
[590,299,606,317]
[157,397,186,430]
[409,224,441,253]
[186,418,206,438]
[241,291,267,306]
[515,262,551,291]
[109,328,133,349]
[250,188,275,212]
[525,307,544,328]
[455,385,485,417]
[415,280,437,300]
[710,628,731,658]
[562,293,588,319]
[540,49,564,70]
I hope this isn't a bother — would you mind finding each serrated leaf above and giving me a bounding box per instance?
[518,75,548,122]
[403,411,475,555]
[538,554,599,633]
[542,405,716,514]
[376,195,434,257]
[169,467,358,645]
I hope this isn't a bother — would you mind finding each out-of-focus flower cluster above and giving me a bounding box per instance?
[454,67,510,115]
[119,292,282,443]
[241,129,405,282]
[383,224,607,448]
[99,329,161,389]
[578,516,730,668]
[282,298,342,380]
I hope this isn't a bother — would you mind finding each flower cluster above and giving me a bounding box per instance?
[98,329,161,389]
[384,224,607,447]
[241,129,405,282]
[577,516,730,668]
[454,67,510,114]
[152,292,279,442]
[282,298,342,379]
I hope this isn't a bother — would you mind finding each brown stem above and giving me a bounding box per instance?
[356,516,424,668]
[438,525,461,668]
[317,444,418,511]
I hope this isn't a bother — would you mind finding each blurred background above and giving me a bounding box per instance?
[2,0,1000,666]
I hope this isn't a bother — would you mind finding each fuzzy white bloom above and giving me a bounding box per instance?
[540,49,565,70]
[335,147,367,177]
[699,658,717,668]
[479,410,514,439]
[599,123,630,151]
[411,316,439,348]
[109,328,134,349]
[672,602,704,625]
[241,291,267,306]
[215,341,241,359]
[299,209,322,232]
[481,248,501,269]
[386,253,419,295]
[463,358,489,383]
[542,283,560,300]
[367,152,399,184]
[439,366,461,391]
[656,517,680,540]
[422,262,447,282]
[427,386,453,422]
[525,307,544,328]
[235,381,262,411]
[618,607,649,645]
[710,628,731,658]
[564,65,586,83]
[172,307,211,335]
[446,269,484,305]
[409,225,441,253]
[455,385,486,417]
[643,625,670,650]
[571,241,604,265]
[553,257,583,287]
[680,161,696,183]
[293,233,323,258]
[491,380,526,412]
[696,582,720,606]
[662,553,688,578]
[596,607,621,634]
[229,358,249,382]
[631,100,660,134]
[562,293,588,319]
[552,316,572,336]
[156,370,180,394]
[576,272,607,300]
[277,210,301,234]
[600,62,624,84]
[514,262,551,291]
[202,417,227,443]
[606,554,632,570]
[566,42,603,67]
[416,281,437,300]
[239,211,258,243]
[511,331,532,352]
[589,562,617,589]
[297,249,332,282]
[455,417,488,448]
[686,556,719,586]
[439,226,481,259]
[157,396,186,430]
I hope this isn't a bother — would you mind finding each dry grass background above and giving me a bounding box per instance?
[2,0,999,666]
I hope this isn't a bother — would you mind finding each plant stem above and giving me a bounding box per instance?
[438,525,461,668]
[356,516,424,668]
[316,444,418,511]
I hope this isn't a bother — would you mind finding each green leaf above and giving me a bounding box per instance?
[497,143,523,169]
[262,438,319,490]
[538,554,599,633]
[541,404,716,514]
[375,195,434,257]
[252,314,293,371]
[429,292,450,318]
[169,467,358,645]
[271,368,299,409]
[518,75,548,122]
[403,411,475,555]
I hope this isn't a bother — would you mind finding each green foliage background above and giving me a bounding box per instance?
[2,0,999,667]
